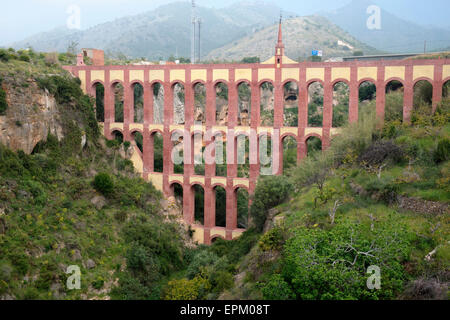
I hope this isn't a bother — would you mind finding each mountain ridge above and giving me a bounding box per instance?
[323,0,450,53]
[206,15,380,62]
[11,1,289,60]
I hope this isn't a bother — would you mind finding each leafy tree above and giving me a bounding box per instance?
[281,217,413,300]
[93,173,114,196]
[250,176,292,232]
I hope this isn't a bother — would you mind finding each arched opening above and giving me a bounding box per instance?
[238,82,251,126]
[133,83,144,123]
[152,132,163,173]
[111,130,123,144]
[308,82,323,127]
[132,131,143,153]
[172,133,184,175]
[113,82,124,123]
[215,82,228,125]
[282,136,297,173]
[413,80,433,116]
[215,134,227,177]
[93,83,104,122]
[173,82,185,125]
[259,134,273,175]
[211,236,222,244]
[443,80,450,99]
[306,136,322,156]
[385,80,404,122]
[283,81,299,127]
[236,135,250,178]
[171,183,183,215]
[193,185,204,225]
[193,132,205,175]
[153,82,164,124]
[260,82,274,126]
[358,81,377,120]
[215,186,227,228]
[236,188,249,229]
[332,81,349,128]
[194,83,206,124]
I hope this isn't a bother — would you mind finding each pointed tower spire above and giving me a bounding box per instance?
[277,13,284,47]
[275,12,285,64]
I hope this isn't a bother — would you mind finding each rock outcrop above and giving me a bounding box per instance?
[0,77,64,154]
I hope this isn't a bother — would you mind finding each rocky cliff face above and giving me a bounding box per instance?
[0,76,64,154]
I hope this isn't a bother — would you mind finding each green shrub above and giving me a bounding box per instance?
[0,85,7,116]
[93,173,114,196]
[164,276,210,300]
[92,277,105,290]
[250,176,292,232]
[259,227,286,252]
[281,217,413,300]
[209,271,234,293]
[358,140,404,166]
[186,250,219,279]
[363,176,399,204]
[262,274,295,300]
[434,138,450,163]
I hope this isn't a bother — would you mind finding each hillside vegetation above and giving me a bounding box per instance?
[206,15,379,62]
[0,53,190,300]
[162,91,449,300]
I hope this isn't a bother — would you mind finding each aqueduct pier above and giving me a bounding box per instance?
[64,30,450,244]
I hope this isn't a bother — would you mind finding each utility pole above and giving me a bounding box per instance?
[198,18,202,63]
[191,0,197,64]
[424,40,427,54]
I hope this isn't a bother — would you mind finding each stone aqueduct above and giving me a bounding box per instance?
[65,27,450,244]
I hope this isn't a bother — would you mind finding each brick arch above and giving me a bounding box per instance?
[282,79,299,86]
[150,80,164,87]
[281,132,298,141]
[169,180,184,191]
[307,79,325,88]
[236,79,251,87]
[258,79,275,86]
[210,234,225,243]
[109,129,124,141]
[211,129,227,138]
[170,80,186,88]
[384,78,405,87]
[331,78,350,87]
[257,131,273,138]
[170,128,185,136]
[110,79,124,88]
[233,184,249,192]
[211,182,227,189]
[213,79,229,87]
[130,80,144,88]
[91,80,105,89]
[358,78,377,87]
[192,80,206,88]
[413,77,434,87]
[110,128,124,136]
[443,77,450,84]
[303,133,322,144]
[129,128,144,136]
[149,128,164,136]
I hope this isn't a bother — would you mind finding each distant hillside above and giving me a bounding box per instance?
[324,0,450,53]
[11,1,289,60]
[206,15,379,62]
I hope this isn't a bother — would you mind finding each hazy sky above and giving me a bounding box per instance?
[1,0,449,45]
